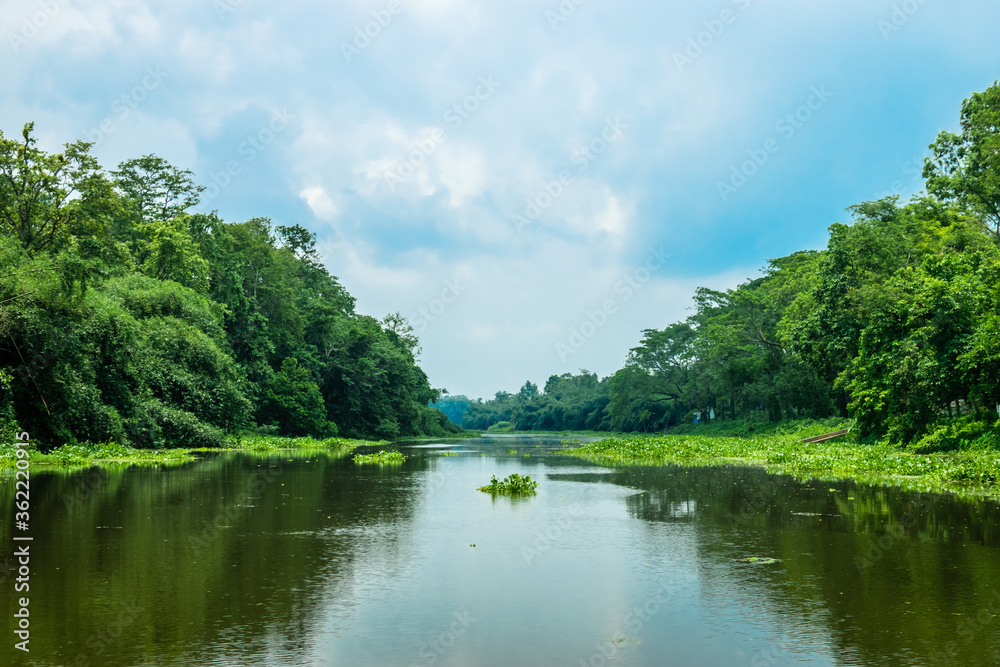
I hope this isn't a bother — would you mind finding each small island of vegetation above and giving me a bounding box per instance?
[353,450,407,465]
[477,473,539,496]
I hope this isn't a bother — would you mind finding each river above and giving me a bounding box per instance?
[2,435,1000,666]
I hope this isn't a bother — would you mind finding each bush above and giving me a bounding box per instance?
[486,421,513,433]
[127,399,225,449]
[257,358,336,438]
[910,418,999,453]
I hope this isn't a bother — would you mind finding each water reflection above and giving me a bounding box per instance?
[1,437,998,666]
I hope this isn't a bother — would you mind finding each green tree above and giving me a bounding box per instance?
[259,357,336,437]
[112,155,205,224]
[924,81,1000,240]
[0,122,108,257]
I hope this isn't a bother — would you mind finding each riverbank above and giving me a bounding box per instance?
[566,433,1000,499]
[0,435,386,471]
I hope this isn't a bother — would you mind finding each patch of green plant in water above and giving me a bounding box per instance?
[353,450,407,465]
[0,434,386,471]
[565,434,1000,498]
[437,451,462,456]
[610,637,641,645]
[477,473,538,496]
[738,557,780,565]
[507,448,517,455]
[219,435,384,452]
[0,440,198,469]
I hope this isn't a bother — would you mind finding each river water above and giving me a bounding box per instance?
[3,435,1000,666]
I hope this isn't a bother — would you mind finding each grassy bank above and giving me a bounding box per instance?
[566,433,1000,498]
[665,417,853,439]
[0,435,384,471]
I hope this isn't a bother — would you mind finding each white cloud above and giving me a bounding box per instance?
[5,0,997,401]
[299,186,337,221]
[437,143,488,208]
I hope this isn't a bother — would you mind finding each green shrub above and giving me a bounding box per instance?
[127,399,224,449]
[911,418,998,453]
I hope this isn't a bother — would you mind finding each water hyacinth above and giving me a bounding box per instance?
[567,435,1000,498]
[235,435,383,452]
[353,450,407,465]
[477,473,538,496]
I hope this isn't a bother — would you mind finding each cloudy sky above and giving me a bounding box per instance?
[3,0,999,399]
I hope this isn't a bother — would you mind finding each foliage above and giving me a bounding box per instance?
[924,80,1000,239]
[469,83,1000,448]
[433,394,470,426]
[232,434,381,451]
[477,473,538,496]
[0,434,375,469]
[353,449,407,465]
[465,372,610,432]
[0,124,455,450]
[258,357,337,438]
[567,434,1000,497]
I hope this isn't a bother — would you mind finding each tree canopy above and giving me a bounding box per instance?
[0,124,459,449]
[463,82,1000,451]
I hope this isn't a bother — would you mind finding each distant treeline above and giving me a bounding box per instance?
[0,125,459,450]
[440,82,1000,451]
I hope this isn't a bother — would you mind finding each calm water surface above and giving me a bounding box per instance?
[3,435,1000,666]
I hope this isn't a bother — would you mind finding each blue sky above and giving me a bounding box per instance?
[3,0,999,399]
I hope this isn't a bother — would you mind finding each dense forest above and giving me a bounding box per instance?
[0,127,460,450]
[448,82,1000,451]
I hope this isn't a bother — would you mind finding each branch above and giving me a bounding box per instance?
[8,334,50,415]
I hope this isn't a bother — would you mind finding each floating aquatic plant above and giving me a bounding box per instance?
[353,450,407,465]
[478,473,538,496]
[564,434,1000,498]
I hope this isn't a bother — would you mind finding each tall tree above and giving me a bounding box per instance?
[0,123,106,256]
[924,81,1000,240]
[112,155,205,223]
